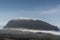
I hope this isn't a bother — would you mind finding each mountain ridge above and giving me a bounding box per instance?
[3,19,59,31]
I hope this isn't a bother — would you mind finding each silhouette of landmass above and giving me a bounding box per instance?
[4,19,59,31]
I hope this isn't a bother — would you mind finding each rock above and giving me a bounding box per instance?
[3,19,59,31]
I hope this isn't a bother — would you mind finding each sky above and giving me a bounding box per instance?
[0,0,60,28]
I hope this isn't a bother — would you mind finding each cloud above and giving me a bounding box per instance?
[17,4,60,16]
[40,5,60,15]
[14,17,44,20]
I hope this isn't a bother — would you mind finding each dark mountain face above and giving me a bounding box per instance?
[3,19,59,31]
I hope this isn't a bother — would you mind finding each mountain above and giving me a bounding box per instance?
[3,19,59,31]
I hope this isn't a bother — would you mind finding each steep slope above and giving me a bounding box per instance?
[3,19,59,31]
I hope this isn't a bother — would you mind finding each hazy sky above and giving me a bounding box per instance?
[0,0,60,28]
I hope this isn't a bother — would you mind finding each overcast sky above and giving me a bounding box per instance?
[0,0,60,28]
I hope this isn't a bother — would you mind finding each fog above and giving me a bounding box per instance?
[2,28,60,35]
